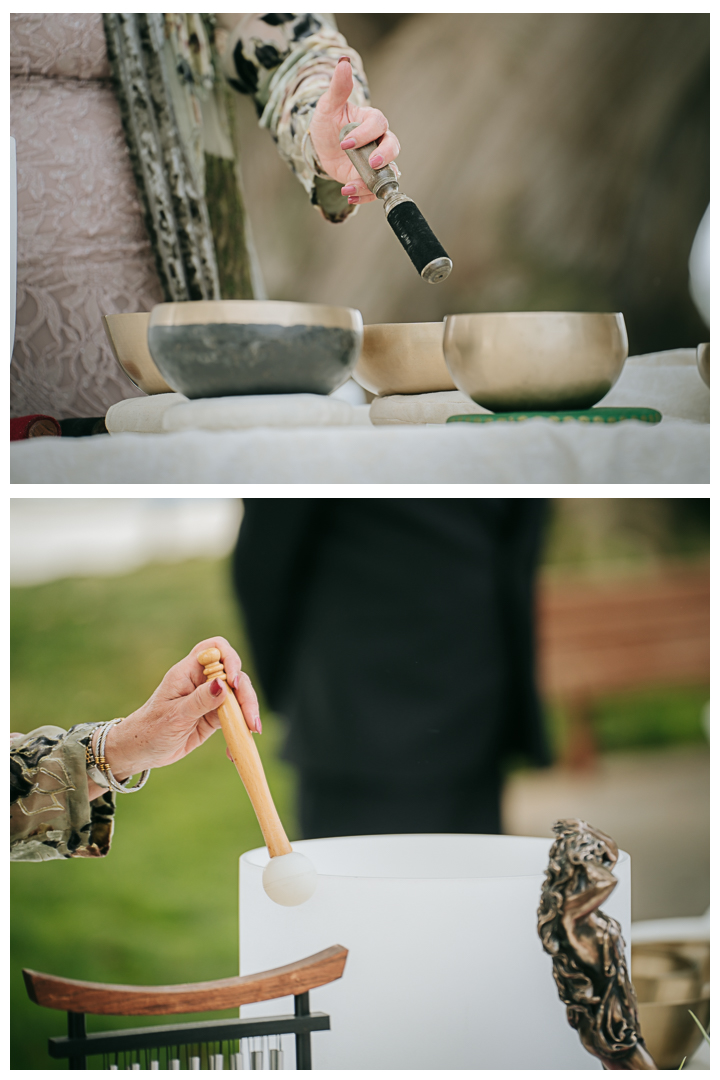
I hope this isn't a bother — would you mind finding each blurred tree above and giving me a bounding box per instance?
[335,14,411,54]
[543,498,709,567]
[235,14,708,354]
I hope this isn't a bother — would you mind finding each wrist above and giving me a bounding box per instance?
[87,717,153,796]
[94,716,145,780]
[302,130,332,180]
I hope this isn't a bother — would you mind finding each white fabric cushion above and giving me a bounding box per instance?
[370,350,710,426]
[105,393,187,434]
[162,394,371,431]
[370,390,489,426]
[598,349,709,422]
[105,392,371,433]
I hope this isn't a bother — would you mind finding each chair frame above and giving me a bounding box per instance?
[24,944,348,1070]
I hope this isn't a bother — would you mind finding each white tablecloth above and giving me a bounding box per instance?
[11,416,708,484]
[11,348,709,484]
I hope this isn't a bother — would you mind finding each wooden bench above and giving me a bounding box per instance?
[536,563,709,767]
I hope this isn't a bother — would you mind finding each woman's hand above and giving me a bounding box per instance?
[92,638,260,791]
[309,57,400,207]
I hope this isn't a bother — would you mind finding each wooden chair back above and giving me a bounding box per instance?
[537,563,709,766]
[23,944,348,1070]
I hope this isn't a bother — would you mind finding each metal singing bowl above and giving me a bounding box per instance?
[102,313,173,396]
[443,311,628,412]
[636,995,710,1069]
[631,946,702,1004]
[147,300,363,399]
[696,342,709,387]
[631,942,709,1069]
[353,322,455,397]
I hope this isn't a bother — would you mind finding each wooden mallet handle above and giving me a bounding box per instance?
[198,648,292,859]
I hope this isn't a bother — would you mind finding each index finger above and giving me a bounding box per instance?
[342,108,388,152]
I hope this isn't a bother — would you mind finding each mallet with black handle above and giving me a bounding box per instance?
[340,121,453,284]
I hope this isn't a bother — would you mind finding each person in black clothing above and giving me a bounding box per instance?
[232,499,550,839]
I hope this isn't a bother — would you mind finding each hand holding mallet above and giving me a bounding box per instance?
[197,648,316,906]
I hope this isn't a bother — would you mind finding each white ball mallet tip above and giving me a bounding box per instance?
[262,850,317,906]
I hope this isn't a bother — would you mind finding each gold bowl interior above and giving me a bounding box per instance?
[353,322,455,397]
[636,995,709,1069]
[631,941,709,1069]
[631,947,702,1004]
[102,313,173,396]
[148,299,362,331]
[442,311,628,412]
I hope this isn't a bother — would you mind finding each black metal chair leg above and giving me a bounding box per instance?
[67,1012,87,1069]
[294,992,312,1069]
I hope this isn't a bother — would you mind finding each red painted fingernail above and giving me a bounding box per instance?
[340,138,356,150]
[255,717,263,734]
[210,678,223,697]
[340,185,356,195]
[338,56,351,64]
[348,197,359,204]
[369,154,382,168]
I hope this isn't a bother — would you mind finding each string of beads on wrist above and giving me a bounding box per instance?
[86,719,151,793]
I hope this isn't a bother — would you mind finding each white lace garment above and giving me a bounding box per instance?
[10,13,163,419]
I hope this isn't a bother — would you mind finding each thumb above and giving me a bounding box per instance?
[319,56,354,113]
[178,677,228,722]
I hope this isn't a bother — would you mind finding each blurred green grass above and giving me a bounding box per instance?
[10,556,708,1068]
[546,688,708,762]
[10,557,297,1070]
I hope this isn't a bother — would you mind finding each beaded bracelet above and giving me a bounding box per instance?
[89,719,151,794]
[85,725,111,789]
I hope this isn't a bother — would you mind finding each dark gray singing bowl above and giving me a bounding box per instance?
[147,300,364,399]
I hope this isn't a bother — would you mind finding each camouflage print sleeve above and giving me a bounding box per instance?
[220,14,370,223]
[10,725,116,862]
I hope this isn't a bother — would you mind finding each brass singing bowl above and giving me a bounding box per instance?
[637,995,709,1069]
[697,342,710,387]
[443,311,628,412]
[147,300,363,399]
[353,322,455,397]
[631,946,702,1004]
[631,942,709,1069]
[102,313,173,396]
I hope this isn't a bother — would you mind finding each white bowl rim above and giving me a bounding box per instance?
[363,321,444,329]
[149,299,363,330]
[444,310,624,321]
[240,832,630,883]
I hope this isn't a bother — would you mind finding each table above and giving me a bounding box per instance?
[11,347,709,484]
[11,415,708,484]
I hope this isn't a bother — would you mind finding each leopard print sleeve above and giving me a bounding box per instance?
[220,14,370,223]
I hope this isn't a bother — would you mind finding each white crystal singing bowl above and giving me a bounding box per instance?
[239,833,631,1070]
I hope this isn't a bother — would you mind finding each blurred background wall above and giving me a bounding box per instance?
[234,13,709,355]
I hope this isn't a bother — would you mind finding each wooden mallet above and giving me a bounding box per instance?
[197,648,316,906]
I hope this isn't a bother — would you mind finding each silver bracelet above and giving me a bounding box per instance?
[85,723,111,789]
[93,719,151,794]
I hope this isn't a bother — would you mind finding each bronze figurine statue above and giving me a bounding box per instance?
[538,819,656,1070]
